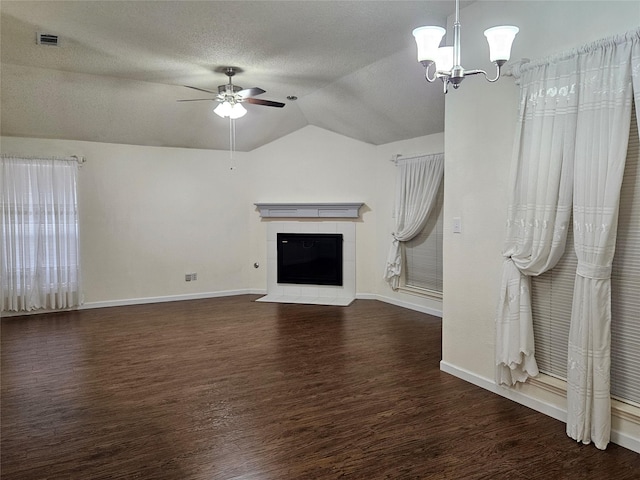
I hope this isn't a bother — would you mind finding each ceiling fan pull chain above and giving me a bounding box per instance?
[229,116,234,161]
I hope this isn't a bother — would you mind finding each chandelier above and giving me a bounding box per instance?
[412,0,519,93]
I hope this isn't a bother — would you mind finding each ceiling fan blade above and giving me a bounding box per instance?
[237,87,266,98]
[245,97,285,108]
[183,85,219,95]
[177,98,216,102]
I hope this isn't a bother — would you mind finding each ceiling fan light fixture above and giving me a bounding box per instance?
[229,103,247,119]
[214,101,233,118]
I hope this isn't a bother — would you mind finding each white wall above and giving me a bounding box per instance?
[442,0,640,450]
[1,127,445,312]
[1,137,251,306]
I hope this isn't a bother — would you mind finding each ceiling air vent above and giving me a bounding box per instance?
[36,33,59,47]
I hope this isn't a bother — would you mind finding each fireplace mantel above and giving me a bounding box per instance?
[254,202,364,219]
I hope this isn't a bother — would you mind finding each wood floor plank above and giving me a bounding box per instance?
[2,296,639,479]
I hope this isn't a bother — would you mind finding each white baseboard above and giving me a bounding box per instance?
[358,293,442,318]
[84,291,441,317]
[80,289,257,310]
[5,289,434,317]
[439,360,640,454]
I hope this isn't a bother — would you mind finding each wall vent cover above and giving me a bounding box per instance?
[36,33,59,46]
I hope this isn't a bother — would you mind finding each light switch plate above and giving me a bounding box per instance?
[453,217,462,233]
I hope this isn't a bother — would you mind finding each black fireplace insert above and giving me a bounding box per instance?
[277,233,343,286]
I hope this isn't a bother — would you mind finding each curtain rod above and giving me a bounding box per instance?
[390,152,444,164]
[1,154,86,164]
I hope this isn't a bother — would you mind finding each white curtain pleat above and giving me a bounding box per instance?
[495,58,578,386]
[566,35,635,450]
[384,153,444,290]
[1,156,81,311]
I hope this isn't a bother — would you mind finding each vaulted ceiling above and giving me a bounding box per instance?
[0,1,469,151]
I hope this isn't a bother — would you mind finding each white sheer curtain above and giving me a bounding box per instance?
[499,28,640,450]
[384,153,444,290]
[566,33,636,450]
[496,57,578,386]
[1,156,81,311]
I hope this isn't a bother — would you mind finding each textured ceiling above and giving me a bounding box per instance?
[0,1,468,151]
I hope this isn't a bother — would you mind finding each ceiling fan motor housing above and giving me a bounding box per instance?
[218,84,242,95]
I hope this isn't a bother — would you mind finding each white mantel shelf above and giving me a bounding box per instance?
[254,202,364,219]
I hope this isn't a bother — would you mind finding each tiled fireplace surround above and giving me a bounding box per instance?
[254,203,362,306]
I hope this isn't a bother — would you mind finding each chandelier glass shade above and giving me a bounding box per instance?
[412,0,518,92]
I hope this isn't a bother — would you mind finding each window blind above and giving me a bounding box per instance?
[610,106,640,405]
[531,106,640,406]
[403,182,443,294]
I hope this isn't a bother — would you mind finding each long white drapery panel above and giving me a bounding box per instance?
[499,29,640,450]
[384,153,444,290]
[496,58,578,386]
[566,33,636,450]
[1,156,81,311]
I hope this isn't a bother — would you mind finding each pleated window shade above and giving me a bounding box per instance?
[532,105,640,406]
[403,182,444,295]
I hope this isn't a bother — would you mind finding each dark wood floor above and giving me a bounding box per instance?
[2,296,639,479]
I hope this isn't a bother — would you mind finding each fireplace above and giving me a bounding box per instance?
[253,204,362,306]
[277,233,343,286]
[257,221,356,306]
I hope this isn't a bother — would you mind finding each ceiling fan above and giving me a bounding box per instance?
[178,67,285,119]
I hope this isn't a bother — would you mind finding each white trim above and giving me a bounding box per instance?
[3,289,441,317]
[1,289,259,316]
[358,293,442,318]
[397,285,443,301]
[81,289,255,310]
[254,202,364,218]
[439,361,640,454]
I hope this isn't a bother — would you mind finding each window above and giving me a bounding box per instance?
[1,156,81,312]
[403,182,443,296]
[531,107,640,406]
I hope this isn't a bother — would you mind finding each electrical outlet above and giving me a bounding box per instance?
[192,273,197,281]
